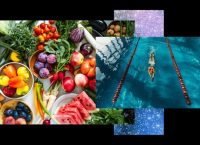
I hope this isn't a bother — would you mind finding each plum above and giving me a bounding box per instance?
[15,118,26,125]
[45,63,53,72]
[38,52,48,62]
[47,54,56,64]
[34,61,44,71]
[39,68,50,78]
[3,116,16,125]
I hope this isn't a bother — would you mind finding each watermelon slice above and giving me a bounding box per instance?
[66,112,82,124]
[67,100,91,120]
[61,106,85,124]
[73,91,96,112]
[54,114,77,124]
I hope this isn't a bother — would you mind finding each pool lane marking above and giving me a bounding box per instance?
[165,37,191,105]
[112,37,141,105]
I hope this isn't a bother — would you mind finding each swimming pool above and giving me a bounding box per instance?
[96,37,200,108]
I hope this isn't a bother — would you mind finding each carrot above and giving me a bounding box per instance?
[33,83,39,115]
[37,100,44,120]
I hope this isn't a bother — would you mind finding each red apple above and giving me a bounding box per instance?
[75,74,88,88]
[70,51,84,67]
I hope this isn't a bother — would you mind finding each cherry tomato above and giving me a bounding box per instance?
[50,27,56,33]
[47,24,52,29]
[48,32,54,39]
[44,27,50,33]
[38,35,45,43]
[34,27,42,35]
[37,44,44,50]
[46,34,51,41]
[53,32,60,39]
[40,23,46,29]
[49,20,54,24]
[42,33,47,40]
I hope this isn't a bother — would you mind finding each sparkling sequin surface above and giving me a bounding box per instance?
[114,109,164,135]
[114,10,164,37]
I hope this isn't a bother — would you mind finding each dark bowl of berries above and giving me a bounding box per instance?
[0,100,33,125]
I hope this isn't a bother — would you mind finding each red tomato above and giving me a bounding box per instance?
[46,34,51,40]
[34,27,42,35]
[40,23,46,29]
[47,24,52,29]
[37,44,44,50]
[44,27,50,33]
[49,20,54,24]
[42,33,47,40]
[50,27,56,33]
[48,32,54,39]
[53,32,60,39]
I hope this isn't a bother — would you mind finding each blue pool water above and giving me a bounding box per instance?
[96,37,200,108]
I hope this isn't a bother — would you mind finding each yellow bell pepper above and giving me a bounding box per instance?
[10,52,21,62]
[17,67,30,80]
[16,85,30,96]
[0,75,9,86]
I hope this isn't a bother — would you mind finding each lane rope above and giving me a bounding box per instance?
[166,37,191,105]
[112,37,140,105]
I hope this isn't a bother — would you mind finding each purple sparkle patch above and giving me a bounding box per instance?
[114,10,164,37]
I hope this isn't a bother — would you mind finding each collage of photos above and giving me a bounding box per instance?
[3,10,199,136]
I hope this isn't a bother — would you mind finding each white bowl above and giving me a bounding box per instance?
[51,93,78,124]
[0,62,34,100]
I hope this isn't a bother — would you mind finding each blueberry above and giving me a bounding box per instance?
[17,102,25,109]
[12,110,19,119]
[19,111,27,119]
[23,106,30,114]
[26,114,32,122]
[16,106,23,112]
[4,109,13,117]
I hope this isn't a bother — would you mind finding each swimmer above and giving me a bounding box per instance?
[148,52,155,66]
[148,66,155,81]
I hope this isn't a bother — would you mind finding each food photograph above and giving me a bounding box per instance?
[0,20,136,125]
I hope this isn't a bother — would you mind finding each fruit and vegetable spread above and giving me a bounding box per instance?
[0,20,134,125]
